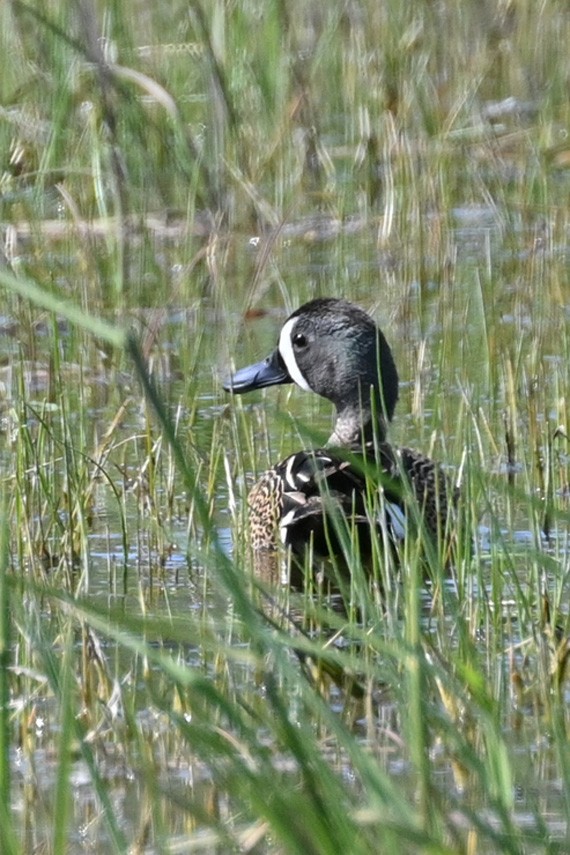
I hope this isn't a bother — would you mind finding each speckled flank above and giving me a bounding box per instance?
[248,470,284,551]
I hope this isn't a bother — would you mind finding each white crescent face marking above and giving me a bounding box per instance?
[278,317,311,392]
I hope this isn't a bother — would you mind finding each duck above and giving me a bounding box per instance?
[224,297,458,583]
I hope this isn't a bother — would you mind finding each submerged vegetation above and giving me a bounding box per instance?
[0,0,569,851]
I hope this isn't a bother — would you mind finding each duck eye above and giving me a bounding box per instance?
[293,333,307,348]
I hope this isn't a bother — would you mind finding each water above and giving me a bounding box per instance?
[3,204,569,850]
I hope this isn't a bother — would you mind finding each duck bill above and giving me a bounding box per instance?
[224,348,292,394]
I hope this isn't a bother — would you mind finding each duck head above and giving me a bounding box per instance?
[224,298,399,446]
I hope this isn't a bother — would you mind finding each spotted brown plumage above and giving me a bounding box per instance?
[224,298,459,578]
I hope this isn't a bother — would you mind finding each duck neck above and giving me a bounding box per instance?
[325,348,398,449]
[327,403,387,449]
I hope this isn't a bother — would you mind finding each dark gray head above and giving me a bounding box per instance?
[224,298,399,445]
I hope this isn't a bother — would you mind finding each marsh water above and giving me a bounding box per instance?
[2,1,570,848]
[4,201,569,851]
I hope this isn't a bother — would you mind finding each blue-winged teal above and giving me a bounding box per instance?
[224,298,457,579]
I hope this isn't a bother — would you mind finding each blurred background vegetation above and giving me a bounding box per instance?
[0,0,568,852]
